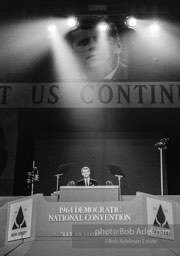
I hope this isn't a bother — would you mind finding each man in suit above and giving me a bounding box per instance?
[77,166,98,186]
[66,16,128,81]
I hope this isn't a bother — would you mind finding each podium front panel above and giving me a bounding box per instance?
[59,186,119,202]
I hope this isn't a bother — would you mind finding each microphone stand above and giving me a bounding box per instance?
[54,162,74,192]
[105,163,124,202]
[115,175,123,201]
[54,174,63,201]
[55,174,63,192]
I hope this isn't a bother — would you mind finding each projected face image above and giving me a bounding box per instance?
[72,28,120,67]
[70,26,128,81]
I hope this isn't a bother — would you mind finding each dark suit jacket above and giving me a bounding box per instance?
[77,178,98,186]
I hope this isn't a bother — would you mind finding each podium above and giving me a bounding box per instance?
[52,186,119,201]
[0,191,180,256]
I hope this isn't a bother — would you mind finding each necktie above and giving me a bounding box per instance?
[85,179,88,186]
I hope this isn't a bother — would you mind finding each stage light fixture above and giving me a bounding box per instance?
[97,21,108,31]
[125,16,137,28]
[47,23,57,33]
[149,21,160,33]
[67,17,78,28]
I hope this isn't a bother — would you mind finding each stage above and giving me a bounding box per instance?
[0,189,180,256]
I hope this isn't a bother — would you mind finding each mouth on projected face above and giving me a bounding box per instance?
[86,53,106,64]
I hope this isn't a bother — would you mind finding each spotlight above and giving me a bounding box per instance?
[47,23,57,33]
[125,16,137,28]
[67,17,78,29]
[149,21,160,33]
[97,21,108,31]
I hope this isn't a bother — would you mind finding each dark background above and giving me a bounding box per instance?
[12,108,180,196]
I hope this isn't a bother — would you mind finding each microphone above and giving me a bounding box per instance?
[115,175,123,178]
[55,173,63,177]
[106,180,113,186]
[67,181,75,186]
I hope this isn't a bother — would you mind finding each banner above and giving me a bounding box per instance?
[146,197,174,240]
[0,82,180,108]
[7,198,33,242]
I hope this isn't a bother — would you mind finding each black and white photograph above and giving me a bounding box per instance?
[0,0,180,255]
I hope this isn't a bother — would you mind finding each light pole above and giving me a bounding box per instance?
[155,138,169,196]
